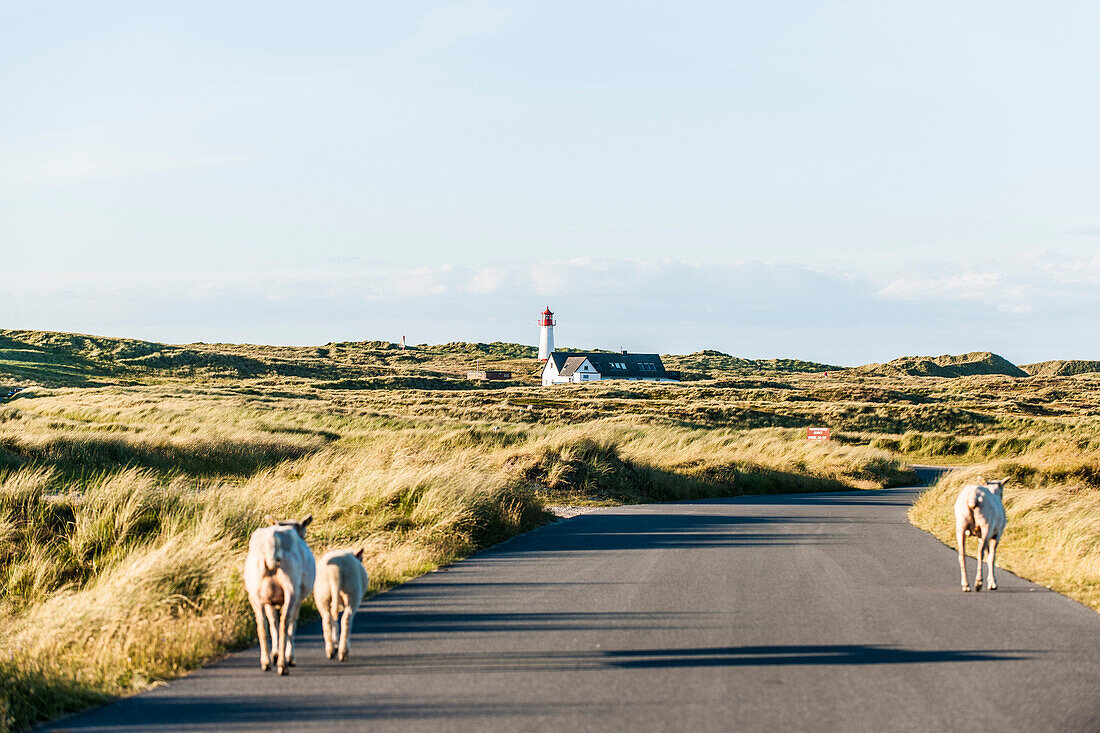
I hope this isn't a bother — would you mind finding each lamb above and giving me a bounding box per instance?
[954,477,1009,592]
[243,515,316,674]
[314,548,369,661]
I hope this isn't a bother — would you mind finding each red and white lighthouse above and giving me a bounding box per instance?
[537,306,555,361]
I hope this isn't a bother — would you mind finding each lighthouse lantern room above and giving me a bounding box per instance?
[538,307,555,361]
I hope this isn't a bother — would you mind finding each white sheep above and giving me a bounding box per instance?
[954,477,1009,592]
[314,548,369,661]
[243,515,316,674]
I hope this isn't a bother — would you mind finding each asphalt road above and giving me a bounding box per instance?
[50,477,1100,732]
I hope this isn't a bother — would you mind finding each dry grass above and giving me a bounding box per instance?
[0,437,546,731]
[909,440,1100,612]
[504,421,910,504]
[4,330,1100,730]
[0,387,910,732]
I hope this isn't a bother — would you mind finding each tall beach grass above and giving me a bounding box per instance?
[0,403,910,731]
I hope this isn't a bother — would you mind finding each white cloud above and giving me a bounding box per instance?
[872,251,1100,314]
[9,255,1097,310]
[3,254,1098,363]
[875,272,1031,312]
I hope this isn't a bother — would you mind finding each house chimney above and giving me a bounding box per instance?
[620,349,628,355]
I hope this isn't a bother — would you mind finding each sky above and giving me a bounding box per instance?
[2,1,1099,365]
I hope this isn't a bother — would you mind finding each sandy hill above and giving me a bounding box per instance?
[853,352,1027,378]
[0,329,545,388]
[1,330,849,388]
[1022,360,1100,377]
[663,350,840,380]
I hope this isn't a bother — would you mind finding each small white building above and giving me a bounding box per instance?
[541,351,679,386]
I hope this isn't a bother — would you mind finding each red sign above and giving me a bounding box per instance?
[807,427,831,441]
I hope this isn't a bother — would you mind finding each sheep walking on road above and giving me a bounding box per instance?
[314,548,369,661]
[954,477,1009,592]
[243,515,316,674]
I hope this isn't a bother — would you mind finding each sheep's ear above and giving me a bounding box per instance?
[264,514,276,525]
[355,548,364,560]
[976,475,986,486]
[301,515,313,528]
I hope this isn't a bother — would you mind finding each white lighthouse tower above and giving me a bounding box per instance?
[538,306,555,361]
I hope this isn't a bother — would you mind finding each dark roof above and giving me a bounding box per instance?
[547,352,673,379]
[557,356,590,377]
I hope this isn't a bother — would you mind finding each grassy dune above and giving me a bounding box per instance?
[3,330,1100,731]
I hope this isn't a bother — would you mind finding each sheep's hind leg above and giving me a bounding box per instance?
[252,600,272,672]
[263,605,279,669]
[338,606,353,661]
[957,527,970,591]
[276,592,293,675]
[974,538,989,592]
[987,537,999,591]
[320,607,336,659]
[281,592,300,672]
[286,608,299,667]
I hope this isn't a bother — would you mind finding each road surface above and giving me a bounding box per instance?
[50,478,1100,732]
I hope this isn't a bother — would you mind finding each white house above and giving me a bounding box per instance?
[541,351,679,386]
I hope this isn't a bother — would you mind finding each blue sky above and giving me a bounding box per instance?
[3,1,1099,364]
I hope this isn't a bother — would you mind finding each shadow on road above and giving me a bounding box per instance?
[475,512,849,555]
[352,643,1026,674]
[329,643,1029,675]
[77,640,1024,726]
[357,609,716,635]
[115,644,1026,730]
[603,644,1028,668]
[63,696,615,727]
[214,642,1028,679]
[742,493,916,507]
